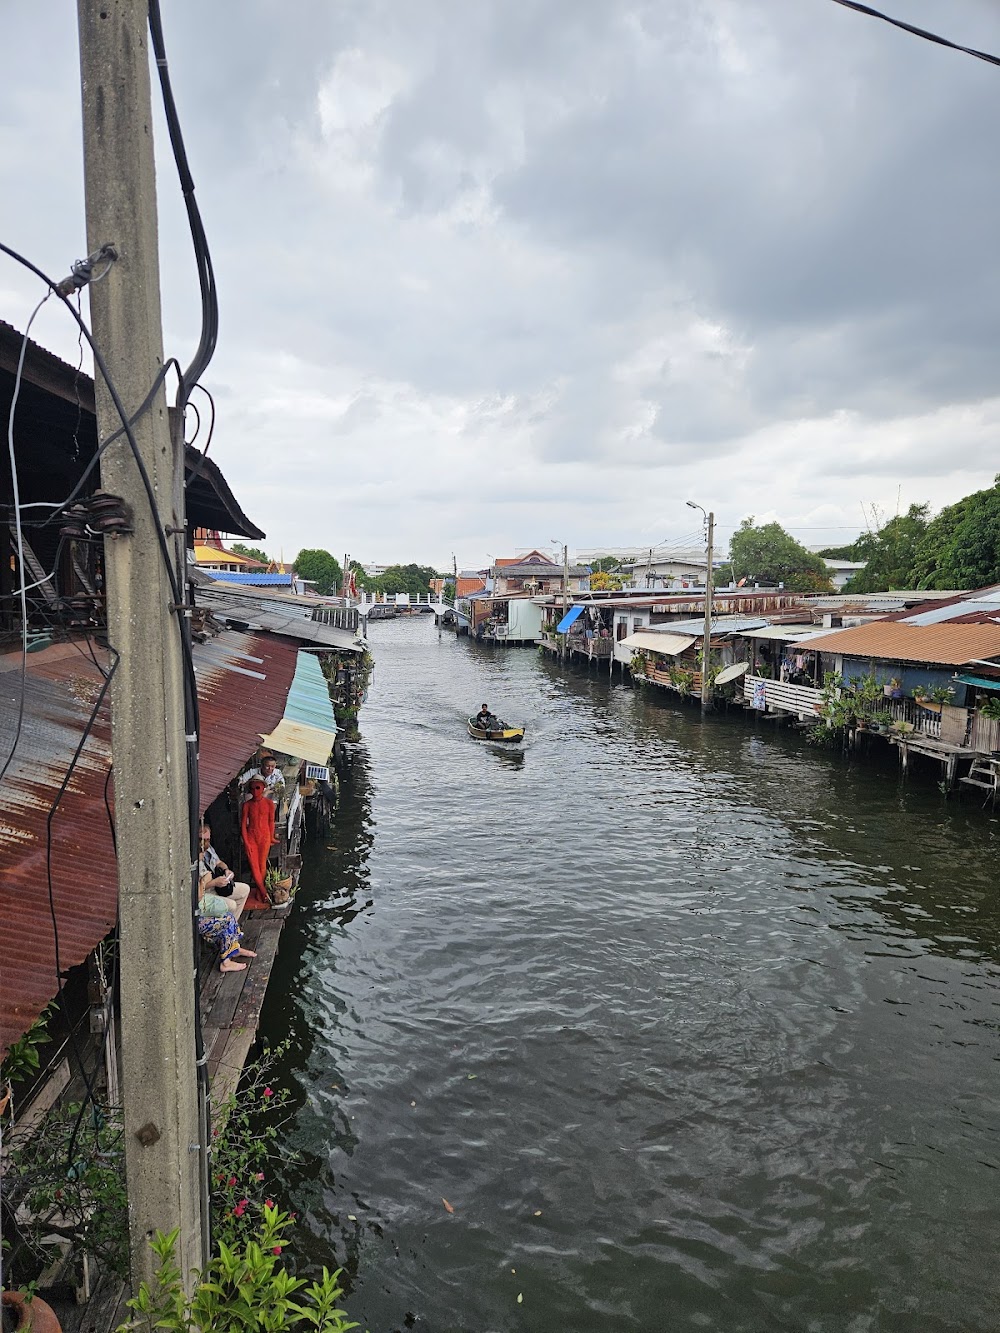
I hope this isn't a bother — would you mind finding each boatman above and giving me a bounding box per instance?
[476,703,497,730]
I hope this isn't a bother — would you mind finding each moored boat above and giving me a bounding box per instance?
[467,718,525,744]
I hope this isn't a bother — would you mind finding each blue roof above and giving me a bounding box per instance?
[202,571,293,586]
[556,605,585,632]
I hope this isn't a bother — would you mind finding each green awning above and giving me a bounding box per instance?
[955,673,1000,691]
[284,652,338,731]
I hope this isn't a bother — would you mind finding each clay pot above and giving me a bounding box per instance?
[2,1291,63,1333]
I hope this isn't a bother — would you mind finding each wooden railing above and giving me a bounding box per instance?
[568,635,613,658]
[647,667,703,693]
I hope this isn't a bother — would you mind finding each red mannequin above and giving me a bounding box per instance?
[240,778,278,908]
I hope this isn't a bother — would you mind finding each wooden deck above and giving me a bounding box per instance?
[198,908,288,1106]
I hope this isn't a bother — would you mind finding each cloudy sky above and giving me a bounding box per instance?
[3,1,1000,570]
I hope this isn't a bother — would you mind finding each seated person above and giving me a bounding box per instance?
[238,754,286,803]
[475,703,499,730]
[198,822,250,918]
[197,873,256,974]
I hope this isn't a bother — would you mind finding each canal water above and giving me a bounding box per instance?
[262,617,1000,1333]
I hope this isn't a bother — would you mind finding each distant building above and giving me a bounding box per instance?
[192,529,268,574]
[491,549,590,596]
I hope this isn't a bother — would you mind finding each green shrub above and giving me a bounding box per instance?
[117,1208,360,1333]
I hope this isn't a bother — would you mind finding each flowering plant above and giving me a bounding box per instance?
[211,1042,297,1249]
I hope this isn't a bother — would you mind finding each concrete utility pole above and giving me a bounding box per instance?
[687,502,715,714]
[78,0,205,1289]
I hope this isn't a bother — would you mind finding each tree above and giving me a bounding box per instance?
[917,479,1000,590]
[230,544,270,566]
[590,570,623,591]
[590,556,623,574]
[841,505,929,593]
[727,518,833,593]
[293,549,342,596]
[379,563,437,598]
[837,481,1000,592]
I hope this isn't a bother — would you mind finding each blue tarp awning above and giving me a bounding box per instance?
[955,673,1000,691]
[556,605,585,633]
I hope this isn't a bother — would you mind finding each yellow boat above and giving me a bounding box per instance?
[467,718,525,744]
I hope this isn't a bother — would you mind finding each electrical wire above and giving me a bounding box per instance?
[43,643,119,1145]
[2,294,51,786]
[826,0,1000,68]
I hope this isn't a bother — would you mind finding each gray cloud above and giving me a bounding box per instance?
[4,0,1000,564]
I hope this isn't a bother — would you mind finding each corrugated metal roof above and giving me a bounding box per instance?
[666,615,769,634]
[0,644,116,1057]
[737,627,826,642]
[194,632,298,807]
[903,596,1000,626]
[283,653,338,733]
[803,622,1000,665]
[195,584,365,652]
[0,630,297,1055]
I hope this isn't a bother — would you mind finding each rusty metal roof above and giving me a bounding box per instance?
[803,621,1000,665]
[194,631,298,806]
[0,630,298,1055]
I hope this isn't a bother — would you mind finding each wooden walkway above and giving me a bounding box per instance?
[198,907,288,1107]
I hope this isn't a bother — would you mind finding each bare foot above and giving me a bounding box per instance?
[220,959,247,972]
[237,948,257,958]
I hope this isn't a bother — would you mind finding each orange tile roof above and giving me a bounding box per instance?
[804,621,1000,666]
[456,576,486,597]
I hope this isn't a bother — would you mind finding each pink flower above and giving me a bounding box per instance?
[233,1199,248,1218]
[227,1176,237,1188]
[265,1199,274,1209]
[263,1087,273,1099]
[272,1246,282,1255]
[255,1172,265,1181]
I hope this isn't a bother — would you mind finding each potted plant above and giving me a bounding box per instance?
[2,1291,62,1333]
[264,866,294,910]
[884,678,902,699]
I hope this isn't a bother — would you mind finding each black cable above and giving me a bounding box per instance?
[0,242,201,735]
[192,382,215,454]
[45,643,119,1129]
[827,0,1000,68]
[147,0,219,404]
[183,399,201,447]
[40,359,180,526]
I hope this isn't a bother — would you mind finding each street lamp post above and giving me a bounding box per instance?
[551,538,569,662]
[686,501,715,714]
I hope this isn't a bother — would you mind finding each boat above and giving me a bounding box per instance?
[467,717,525,744]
